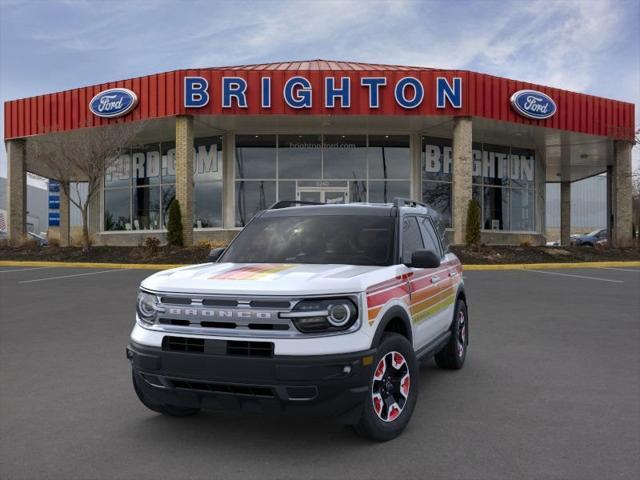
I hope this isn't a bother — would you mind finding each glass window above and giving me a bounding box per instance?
[278,134,322,179]
[194,181,222,228]
[368,181,410,203]
[368,135,410,179]
[236,135,276,179]
[422,137,452,182]
[472,142,483,184]
[402,216,424,264]
[419,217,442,257]
[483,186,509,230]
[278,180,296,202]
[132,186,160,230]
[236,180,277,227]
[104,188,131,231]
[323,135,366,179]
[161,185,175,227]
[106,153,131,188]
[132,144,161,187]
[510,189,535,231]
[510,147,535,189]
[350,180,368,203]
[483,144,510,187]
[422,181,452,228]
[161,142,176,184]
[194,136,222,183]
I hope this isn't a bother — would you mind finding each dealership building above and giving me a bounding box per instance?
[3,60,635,247]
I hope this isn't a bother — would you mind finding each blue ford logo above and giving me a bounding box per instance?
[89,88,138,118]
[510,89,556,120]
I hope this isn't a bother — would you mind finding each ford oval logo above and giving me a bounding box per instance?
[89,88,138,118]
[510,89,556,120]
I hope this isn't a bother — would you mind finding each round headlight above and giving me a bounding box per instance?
[327,302,352,327]
[137,291,158,323]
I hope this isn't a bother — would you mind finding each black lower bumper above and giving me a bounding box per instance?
[127,341,376,424]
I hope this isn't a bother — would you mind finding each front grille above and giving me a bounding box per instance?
[162,336,274,357]
[169,379,274,397]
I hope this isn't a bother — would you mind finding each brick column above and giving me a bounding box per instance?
[560,181,571,246]
[452,117,473,245]
[175,115,194,246]
[6,139,27,244]
[222,133,236,229]
[611,141,633,247]
[59,182,70,246]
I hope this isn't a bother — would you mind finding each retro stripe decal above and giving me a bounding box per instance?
[366,261,462,325]
[209,264,295,281]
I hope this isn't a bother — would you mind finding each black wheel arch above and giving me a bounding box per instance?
[371,305,413,348]
[454,285,469,343]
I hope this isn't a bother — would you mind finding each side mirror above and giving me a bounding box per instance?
[208,247,226,263]
[407,249,440,269]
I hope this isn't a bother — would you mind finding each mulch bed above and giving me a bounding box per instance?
[1,243,639,265]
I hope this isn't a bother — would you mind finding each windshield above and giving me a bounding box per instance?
[221,215,396,266]
[587,229,603,237]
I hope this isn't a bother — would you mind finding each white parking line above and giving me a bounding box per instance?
[18,269,123,284]
[527,269,624,283]
[0,266,56,273]
[598,267,640,273]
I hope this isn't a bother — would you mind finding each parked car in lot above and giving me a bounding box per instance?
[127,199,469,441]
[572,228,607,247]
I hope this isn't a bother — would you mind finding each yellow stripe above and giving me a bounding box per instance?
[464,261,640,271]
[412,294,455,324]
[0,260,183,270]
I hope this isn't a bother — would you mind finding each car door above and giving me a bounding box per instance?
[418,216,455,334]
[399,216,442,349]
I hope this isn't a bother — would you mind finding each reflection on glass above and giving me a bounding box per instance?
[368,181,410,203]
[106,153,131,188]
[104,188,131,231]
[422,137,453,182]
[368,135,410,180]
[278,135,322,179]
[194,136,222,183]
[162,185,175,228]
[132,144,161,187]
[350,180,367,203]
[483,186,509,230]
[236,180,276,226]
[510,147,535,188]
[161,142,176,183]
[323,135,366,179]
[510,189,534,231]
[422,181,452,227]
[194,181,222,228]
[278,181,296,202]
[236,135,276,179]
[132,186,160,230]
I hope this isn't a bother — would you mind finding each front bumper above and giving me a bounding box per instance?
[127,341,376,423]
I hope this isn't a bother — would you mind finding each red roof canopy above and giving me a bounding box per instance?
[4,59,635,141]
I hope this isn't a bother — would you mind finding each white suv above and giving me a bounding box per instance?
[127,199,468,441]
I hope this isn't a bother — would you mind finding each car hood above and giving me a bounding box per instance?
[140,262,383,296]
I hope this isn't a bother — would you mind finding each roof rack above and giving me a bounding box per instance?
[393,197,430,209]
[269,200,324,210]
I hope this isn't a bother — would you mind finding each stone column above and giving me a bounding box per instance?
[452,117,473,244]
[560,181,571,246]
[222,133,236,229]
[6,139,27,244]
[611,141,633,247]
[59,182,70,247]
[175,115,194,246]
[410,133,422,201]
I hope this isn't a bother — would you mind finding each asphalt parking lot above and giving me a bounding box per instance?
[1,264,639,480]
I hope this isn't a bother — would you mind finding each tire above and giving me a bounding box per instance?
[132,371,201,417]
[353,333,418,442]
[435,299,468,370]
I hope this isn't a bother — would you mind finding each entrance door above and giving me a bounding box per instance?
[296,187,349,204]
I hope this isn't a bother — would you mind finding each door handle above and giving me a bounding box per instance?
[449,271,458,278]
[431,275,440,284]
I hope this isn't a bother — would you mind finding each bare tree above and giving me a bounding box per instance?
[27,121,144,250]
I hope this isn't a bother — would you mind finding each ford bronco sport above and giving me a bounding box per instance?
[127,198,468,441]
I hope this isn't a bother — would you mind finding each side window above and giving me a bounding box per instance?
[402,217,424,264]
[419,217,442,258]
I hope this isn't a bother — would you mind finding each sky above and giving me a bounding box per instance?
[1,0,638,181]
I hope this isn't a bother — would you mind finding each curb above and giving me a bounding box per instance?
[1,260,639,271]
